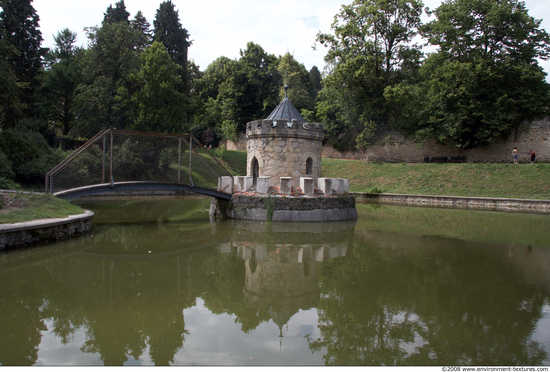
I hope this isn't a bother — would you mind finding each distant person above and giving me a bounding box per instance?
[530,150,536,164]
[513,147,518,164]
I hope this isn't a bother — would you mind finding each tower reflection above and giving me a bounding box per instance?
[219,220,355,337]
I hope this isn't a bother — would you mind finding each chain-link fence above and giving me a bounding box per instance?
[45,129,233,194]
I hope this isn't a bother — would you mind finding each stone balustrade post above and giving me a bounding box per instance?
[218,176,234,194]
[317,177,332,195]
[300,177,314,195]
[257,176,271,193]
[280,177,292,194]
[238,176,254,192]
[331,178,343,193]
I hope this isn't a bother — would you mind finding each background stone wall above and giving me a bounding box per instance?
[226,118,550,163]
[322,118,550,163]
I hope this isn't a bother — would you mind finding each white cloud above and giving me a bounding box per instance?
[33,0,550,77]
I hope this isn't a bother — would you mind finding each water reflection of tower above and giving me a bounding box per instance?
[219,220,354,343]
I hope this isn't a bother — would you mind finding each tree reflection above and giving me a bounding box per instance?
[1,206,550,366]
[309,234,549,365]
[0,274,46,366]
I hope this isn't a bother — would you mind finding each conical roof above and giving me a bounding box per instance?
[266,86,306,122]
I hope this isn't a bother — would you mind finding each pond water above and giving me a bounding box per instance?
[1,197,550,366]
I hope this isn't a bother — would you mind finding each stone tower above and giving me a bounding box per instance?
[246,86,324,187]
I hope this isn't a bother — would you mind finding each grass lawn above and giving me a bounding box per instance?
[321,158,550,199]
[0,192,85,224]
[5,149,547,224]
[215,148,247,176]
[213,149,550,199]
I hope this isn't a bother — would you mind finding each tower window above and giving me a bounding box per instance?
[306,157,313,175]
[252,157,259,185]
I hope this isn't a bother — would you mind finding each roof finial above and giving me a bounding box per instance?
[284,84,289,98]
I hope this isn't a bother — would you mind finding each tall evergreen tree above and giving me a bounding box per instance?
[153,1,190,92]
[309,66,323,100]
[131,11,153,52]
[0,32,24,128]
[40,29,83,136]
[103,0,130,25]
[0,0,46,125]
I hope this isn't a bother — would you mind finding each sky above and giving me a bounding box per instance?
[32,0,550,77]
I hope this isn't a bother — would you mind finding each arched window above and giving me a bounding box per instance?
[252,157,259,185]
[306,157,313,175]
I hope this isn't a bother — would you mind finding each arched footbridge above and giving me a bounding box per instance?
[45,129,233,200]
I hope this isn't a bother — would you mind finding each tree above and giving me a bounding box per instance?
[153,1,190,91]
[186,59,204,124]
[195,56,238,137]
[103,0,130,25]
[0,32,25,128]
[235,42,281,125]
[195,43,281,140]
[309,65,323,100]
[121,41,186,133]
[0,0,46,125]
[315,0,424,150]
[74,15,148,138]
[386,0,550,149]
[131,11,153,52]
[39,29,83,136]
[200,127,214,147]
[277,53,315,113]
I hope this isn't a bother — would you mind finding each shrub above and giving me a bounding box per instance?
[0,129,69,183]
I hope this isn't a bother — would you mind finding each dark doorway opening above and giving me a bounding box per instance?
[252,158,259,185]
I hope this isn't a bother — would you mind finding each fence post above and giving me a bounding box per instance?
[178,138,181,184]
[189,136,193,186]
[102,135,106,183]
[110,130,114,185]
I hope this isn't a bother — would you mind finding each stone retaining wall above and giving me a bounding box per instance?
[0,210,94,249]
[213,194,358,222]
[72,189,188,202]
[226,118,550,163]
[322,118,550,163]
[354,193,550,214]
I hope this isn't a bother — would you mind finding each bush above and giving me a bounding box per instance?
[0,129,68,183]
[0,176,20,190]
[19,118,57,147]
[0,150,14,180]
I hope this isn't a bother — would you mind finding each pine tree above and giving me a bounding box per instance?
[131,11,153,51]
[40,29,83,136]
[153,1,190,92]
[309,66,322,100]
[0,33,24,128]
[0,0,46,125]
[103,0,130,25]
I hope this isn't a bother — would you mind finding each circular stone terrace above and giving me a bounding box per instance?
[211,176,357,222]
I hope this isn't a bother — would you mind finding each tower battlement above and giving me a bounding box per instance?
[246,119,324,141]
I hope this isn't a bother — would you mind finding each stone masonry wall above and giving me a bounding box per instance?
[0,217,92,249]
[322,118,550,163]
[246,119,324,186]
[247,136,323,186]
[227,118,550,163]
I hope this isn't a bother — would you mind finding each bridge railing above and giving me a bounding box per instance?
[45,129,233,195]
